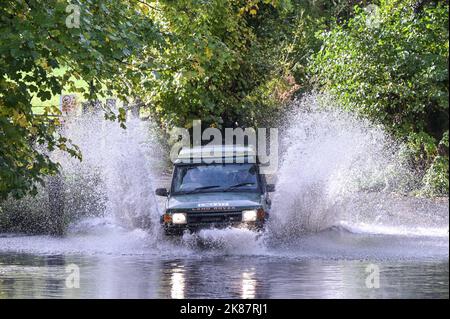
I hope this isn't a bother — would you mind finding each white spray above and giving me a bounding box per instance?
[268,93,447,239]
[55,113,164,234]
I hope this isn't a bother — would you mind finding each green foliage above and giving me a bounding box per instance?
[236,0,364,127]
[136,0,362,130]
[0,0,160,199]
[1,0,448,201]
[0,172,106,234]
[310,0,449,195]
[422,131,449,196]
[250,0,366,85]
[135,0,273,129]
[0,0,366,201]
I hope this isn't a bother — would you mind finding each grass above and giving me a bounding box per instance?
[31,67,123,115]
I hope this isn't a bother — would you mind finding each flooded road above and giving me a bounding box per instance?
[0,223,448,299]
[0,99,448,299]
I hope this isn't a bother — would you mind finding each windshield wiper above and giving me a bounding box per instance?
[224,182,255,192]
[182,185,222,194]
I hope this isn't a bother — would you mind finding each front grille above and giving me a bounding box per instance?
[186,211,242,224]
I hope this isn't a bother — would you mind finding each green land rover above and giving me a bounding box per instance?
[156,145,275,235]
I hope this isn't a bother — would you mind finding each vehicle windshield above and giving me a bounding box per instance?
[171,163,260,194]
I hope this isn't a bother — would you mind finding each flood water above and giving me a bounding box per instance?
[0,96,448,299]
[0,223,448,299]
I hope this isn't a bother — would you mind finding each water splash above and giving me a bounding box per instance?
[0,112,165,235]
[56,113,164,232]
[181,227,267,255]
[268,93,448,239]
[0,95,448,258]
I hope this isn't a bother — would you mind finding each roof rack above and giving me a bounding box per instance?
[175,145,257,164]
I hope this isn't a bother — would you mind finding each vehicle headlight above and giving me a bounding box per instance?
[242,209,258,222]
[172,213,187,224]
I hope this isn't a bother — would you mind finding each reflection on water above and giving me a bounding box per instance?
[241,270,256,299]
[0,253,448,299]
[170,264,185,299]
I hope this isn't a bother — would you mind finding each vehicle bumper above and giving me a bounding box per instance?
[161,218,266,236]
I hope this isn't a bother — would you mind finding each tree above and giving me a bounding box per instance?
[310,0,449,195]
[134,0,297,130]
[0,0,160,199]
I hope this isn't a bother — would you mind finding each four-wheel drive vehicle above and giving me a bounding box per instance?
[155,145,275,235]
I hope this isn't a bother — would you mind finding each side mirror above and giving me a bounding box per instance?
[155,188,168,197]
[266,184,275,192]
